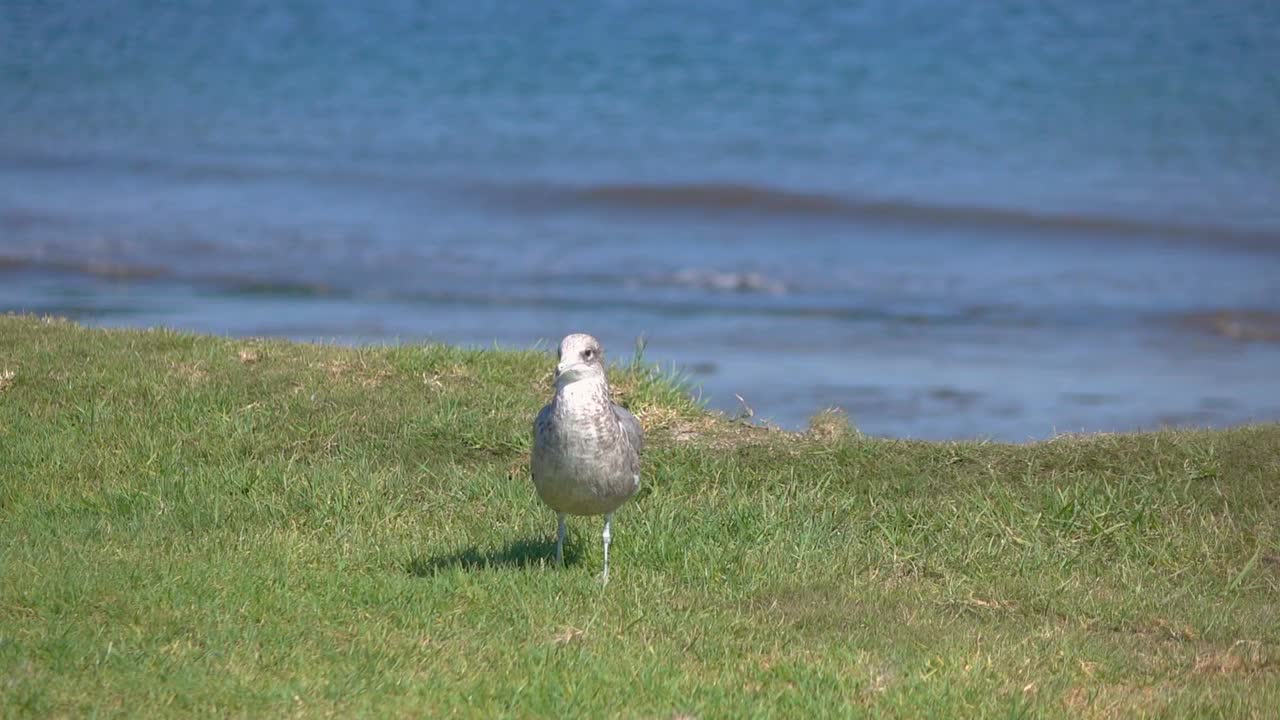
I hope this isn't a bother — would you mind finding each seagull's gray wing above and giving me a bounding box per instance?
[612,404,644,455]
[530,402,555,485]
[533,403,554,442]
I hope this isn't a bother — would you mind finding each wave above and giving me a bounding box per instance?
[0,255,168,281]
[0,255,336,297]
[0,145,440,193]
[644,269,787,295]
[1178,310,1280,343]
[0,254,1028,328]
[9,144,1276,248]
[501,181,1280,248]
[16,252,1279,344]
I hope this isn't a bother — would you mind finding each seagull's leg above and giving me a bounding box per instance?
[556,513,567,567]
[600,513,613,585]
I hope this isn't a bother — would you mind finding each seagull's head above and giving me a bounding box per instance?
[555,333,607,387]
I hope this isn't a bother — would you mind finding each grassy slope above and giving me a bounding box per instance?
[1,314,1277,718]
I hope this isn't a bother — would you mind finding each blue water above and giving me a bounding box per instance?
[3,0,1279,439]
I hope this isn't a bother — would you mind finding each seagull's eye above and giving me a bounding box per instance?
[583,349,594,360]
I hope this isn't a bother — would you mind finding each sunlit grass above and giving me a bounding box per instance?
[1,314,1277,717]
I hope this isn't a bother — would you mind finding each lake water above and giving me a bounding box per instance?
[3,0,1279,440]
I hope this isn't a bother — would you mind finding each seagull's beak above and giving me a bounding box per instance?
[555,361,591,384]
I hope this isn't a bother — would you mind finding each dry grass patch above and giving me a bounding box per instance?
[1193,641,1273,675]
[167,360,208,384]
[640,405,785,449]
[807,407,857,442]
[1133,617,1199,643]
[1062,683,1173,719]
[550,627,586,645]
[319,354,393,388]
[940,595,1021,617]
[421,361,476,392]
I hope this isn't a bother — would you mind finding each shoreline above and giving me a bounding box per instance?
[4,312,1279,443]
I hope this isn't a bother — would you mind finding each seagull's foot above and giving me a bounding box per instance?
[597,569,610,586]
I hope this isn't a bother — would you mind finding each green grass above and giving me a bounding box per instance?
[1,314,1278,718]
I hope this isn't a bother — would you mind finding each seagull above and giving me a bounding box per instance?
[531,333,644,583]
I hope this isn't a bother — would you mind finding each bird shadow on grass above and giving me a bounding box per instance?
[405,537,583,576]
